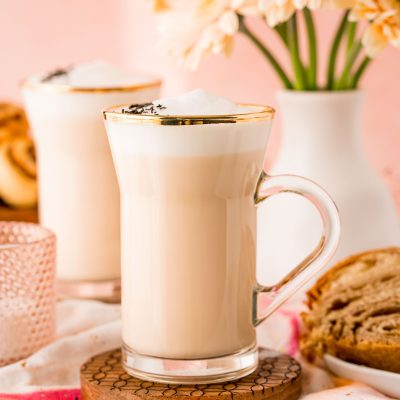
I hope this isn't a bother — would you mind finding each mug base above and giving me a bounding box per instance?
[122,343,258,384]
[56,278,121,303]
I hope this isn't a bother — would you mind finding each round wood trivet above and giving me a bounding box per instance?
[80,348,302,400]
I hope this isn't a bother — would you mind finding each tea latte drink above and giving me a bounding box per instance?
[105,90,340,383]
[22,61,161,300]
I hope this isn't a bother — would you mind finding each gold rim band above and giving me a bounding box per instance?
[21,78,162,94]
[103,103,275,125]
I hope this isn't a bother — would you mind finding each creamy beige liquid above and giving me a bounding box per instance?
[23,87,160,282]
[33,114,120,281]
[119,150,264,359]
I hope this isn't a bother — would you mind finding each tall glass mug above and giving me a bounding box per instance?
[22,78,161,301]
[104,105,340,383]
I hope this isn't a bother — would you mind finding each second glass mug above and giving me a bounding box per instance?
[104,103,340,383]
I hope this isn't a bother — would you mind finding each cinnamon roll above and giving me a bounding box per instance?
[0,103,29,143]
[0,137,37,208]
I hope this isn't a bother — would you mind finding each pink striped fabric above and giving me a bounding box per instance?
[0,390,80,400]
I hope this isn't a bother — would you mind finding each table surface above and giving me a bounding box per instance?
[0,206,38,223]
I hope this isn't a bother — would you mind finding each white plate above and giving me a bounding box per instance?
[324,354,400,398]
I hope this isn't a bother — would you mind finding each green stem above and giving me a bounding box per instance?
[275,22,289,47]
[335,40,362,89]
[239,17,294,89]
[287,14,308,90]
[351,56,372,88]
[346,21,357,56]
[303,8,317,90]
[326,10,350,90]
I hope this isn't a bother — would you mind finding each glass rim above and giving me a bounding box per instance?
[0,221,55,249]
[21,77,162,94]
[103,103,275,125]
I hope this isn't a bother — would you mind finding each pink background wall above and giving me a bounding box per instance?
[1,0,399,204]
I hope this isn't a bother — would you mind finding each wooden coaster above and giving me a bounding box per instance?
[80,348,302,400]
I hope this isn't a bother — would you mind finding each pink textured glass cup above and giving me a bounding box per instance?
[0,221,56,366]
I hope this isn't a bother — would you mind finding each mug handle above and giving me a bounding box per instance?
[253,171,340,326]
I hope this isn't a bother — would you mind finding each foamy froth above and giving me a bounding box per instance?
[155,89,248,115]
[32,60,156,88]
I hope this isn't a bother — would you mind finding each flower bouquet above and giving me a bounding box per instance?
[152,0,400,90]
[150,0,400,296]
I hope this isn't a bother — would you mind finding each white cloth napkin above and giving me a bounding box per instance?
[0,300,394,399]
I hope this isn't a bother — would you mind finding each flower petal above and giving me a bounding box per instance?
[362,22,388,57]
[217,10,239,34]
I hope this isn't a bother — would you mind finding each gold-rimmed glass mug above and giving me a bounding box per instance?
[104,104,340,384]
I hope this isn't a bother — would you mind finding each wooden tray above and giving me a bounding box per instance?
[80,348,302,400]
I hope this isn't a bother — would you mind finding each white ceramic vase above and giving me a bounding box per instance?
[257,90,400,288]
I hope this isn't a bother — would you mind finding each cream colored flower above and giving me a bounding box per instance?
[259,0,307,27]
[258,0,354,26]
[350,0,380,19]
[232,0,262,15]
[307,0,355,10]
[156,0,259,69]
[363,11,400,56]
[350,0,400,57]
[151,0,169,12]
[151,0,191,12]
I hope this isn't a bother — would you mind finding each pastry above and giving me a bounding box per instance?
[0,103,38,208]
[0,103,29,143]
[0,137,37,208]
[300,248,400,373]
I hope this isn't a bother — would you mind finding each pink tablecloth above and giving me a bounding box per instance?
[0,300,395,400]
[0,390,80,399]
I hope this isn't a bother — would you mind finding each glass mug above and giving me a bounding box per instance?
[104,104,340,383]
[22,77,161,301]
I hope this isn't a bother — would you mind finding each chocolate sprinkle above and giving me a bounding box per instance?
[42,67,71,82]
[122,102,167,115]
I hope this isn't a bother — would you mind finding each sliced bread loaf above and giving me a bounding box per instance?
[301,248,400,372]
